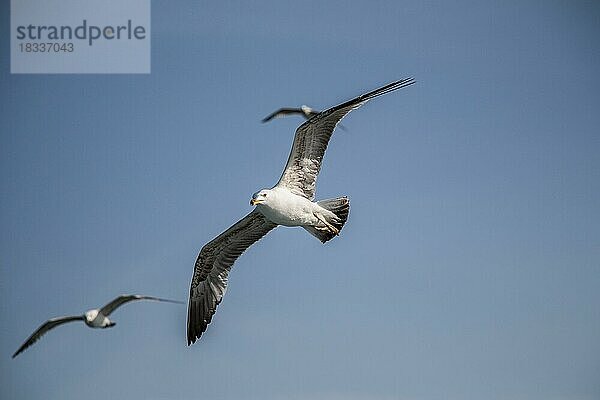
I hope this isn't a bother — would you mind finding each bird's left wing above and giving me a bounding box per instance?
[99,295,184,316]
[275,78,415,200]
[12,315,85,358]
[187,210,277,345]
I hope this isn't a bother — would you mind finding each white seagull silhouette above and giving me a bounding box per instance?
[13,294,183,358]
[188,78,416,345]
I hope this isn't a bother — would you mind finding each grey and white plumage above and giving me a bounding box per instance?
[188,78,416,345]
[13,294,183,358]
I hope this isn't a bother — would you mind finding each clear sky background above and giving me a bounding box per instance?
[1,1,599,399]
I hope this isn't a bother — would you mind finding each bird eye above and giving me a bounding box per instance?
[263,193,267,197]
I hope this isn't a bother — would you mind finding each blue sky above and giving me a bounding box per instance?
[1,1,599,399]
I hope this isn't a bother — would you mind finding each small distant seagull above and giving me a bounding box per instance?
[188,78,415,345]
[261,105,319,123]
[12,294,183,358]
[262,105,348,131]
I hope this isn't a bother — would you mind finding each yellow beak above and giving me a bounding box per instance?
[250,199,262,206]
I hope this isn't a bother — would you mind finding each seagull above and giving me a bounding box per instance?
[13,294,183,358]
[261,105,320,123]
[262,105,348,131]
[188,78,416,345]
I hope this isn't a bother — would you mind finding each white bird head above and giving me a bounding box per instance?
[250,189,271,206]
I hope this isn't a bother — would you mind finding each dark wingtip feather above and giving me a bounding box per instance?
[362,77,416,100]
[155,297,185,305]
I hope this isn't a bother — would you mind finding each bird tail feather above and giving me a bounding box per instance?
[304,196,350,244]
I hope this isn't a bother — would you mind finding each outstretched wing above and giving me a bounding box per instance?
[187,210,277,344]
[99,294,184,316]
[13,315,85,358]
[261,108,308,123]
[275,78,415,200]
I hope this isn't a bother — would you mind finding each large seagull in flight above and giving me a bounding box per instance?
[187,78,415,344]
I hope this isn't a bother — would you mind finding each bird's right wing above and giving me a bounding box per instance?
[187,210,277,345]
[12,315,85,358]
[261,108,306,123]
[275,78,415,200]
[99,295,184,316]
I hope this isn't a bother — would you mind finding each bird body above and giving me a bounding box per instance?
[188,78,416,344]
[252,187,325,227]
[84,309,114,328]
[299,105,315,118]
